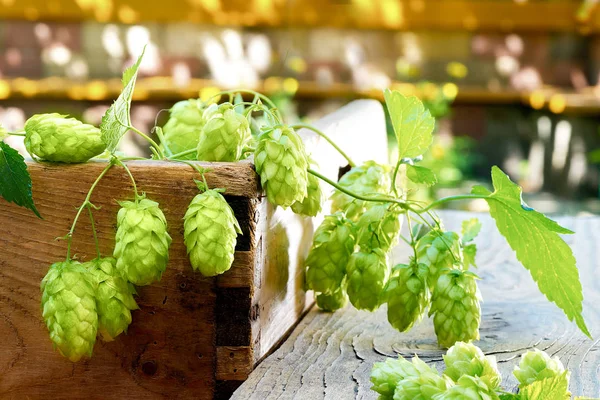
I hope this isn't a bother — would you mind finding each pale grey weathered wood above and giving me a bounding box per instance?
[233,211,600,398]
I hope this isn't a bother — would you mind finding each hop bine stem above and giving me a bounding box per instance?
[214,89,284,123]
[113,157,140,202]
[65,161,114,261]
[88,207,101,259]
[128,125,165,159]
[291,124,356,168]
[168,148,197,160]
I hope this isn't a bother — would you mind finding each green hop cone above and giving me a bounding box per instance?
[305,212,356,294]
[196,102,252,161]
[384,262,430,333]
[24,113,105,163]
[41,261,98,362]
[429,269,481,348]
[513,349,568,388]
[370,356,420,399]
[432,376,499,400]
[316,285,348,312]
[356,203,402,252]
[347,248,389,311]
[113,198,172,286]
[416,229,461,291]
[86,257,138,342]
[393,356,451,400]
[291,165,323,217]
[161,99,206,159]
[255,126,309,208]
[443,342,501,389]
[183,187,242,276]
[330,161,391,220]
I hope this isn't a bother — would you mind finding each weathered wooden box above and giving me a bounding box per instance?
[0,100,387,399]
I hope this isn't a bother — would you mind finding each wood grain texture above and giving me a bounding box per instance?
[233,211,600,399]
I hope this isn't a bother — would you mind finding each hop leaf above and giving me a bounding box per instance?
[305,212,356,295]
[472,166,589,337]
[429,269,481,348]
[41,261,98,362]
[384,262,430,332]
[461,218,482,243]
[255,126,309,208]
[519,373,571,400]
[0,141,41,217]
[100,46,145,153]
[24,113,106,163]
[356,203,402,252]
[406,164,438,187]
[443,342,501,389]
[113,198,172,286]
[330,161,391,220]
[346,248,389,311]
[393,356,451,400]
[197,102,252,161]
[86,257,138,342]
[513,349,568,388]
[161,99,206,159]
[183,188,242,276]
[384,89,435,159]
[432,375,499,400]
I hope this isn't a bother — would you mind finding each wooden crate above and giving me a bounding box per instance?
[0,100,388,399]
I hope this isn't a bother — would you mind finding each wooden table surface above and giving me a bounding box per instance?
[232,211,600,399]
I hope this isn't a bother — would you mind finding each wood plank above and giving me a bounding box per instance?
[0,0,590,32]
[233,211,600,398]
[216,346,254,380]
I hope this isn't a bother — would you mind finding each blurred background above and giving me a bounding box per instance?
[2,0,600,214]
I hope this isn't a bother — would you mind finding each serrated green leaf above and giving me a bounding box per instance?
[384,89,435,159]
[100,46,146,153]
[462,218,482,242]
[520,373,570,400]
[406,164,437,187]
[474,166,589,338]
[0,142,41,218]
[463,243,477,268]
[499,394,520,400]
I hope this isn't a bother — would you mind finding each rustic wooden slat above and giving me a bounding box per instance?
[233,211,600,398]
[216,346,254,380]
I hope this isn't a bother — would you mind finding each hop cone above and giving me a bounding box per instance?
[86,257,138,342]
[432,376,499,400]
[316,285,348,312]
[161,99,206,159]
[183,187,242,276]
[513,349,568,388]
[393,357,451,400]
[255,126,309,208]
[371,356,420,399]
[330,161,391,220]
[24,113,105,163]
[305,212,356,294]
[384,262,430,332]
[196,102,251,161]
[114,198,172,286]
[443,342,501,389]
[429,269,481,348]
[346,248,389,311]
[416,229,461,291]
[356,203,402,252]
[41,261,98,362]
[291,166,323,217]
